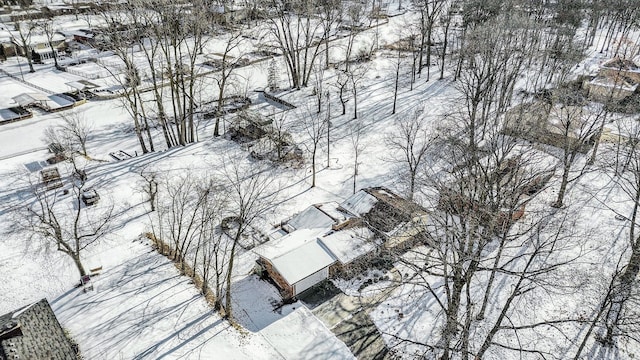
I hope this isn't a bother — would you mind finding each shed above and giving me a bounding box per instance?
[258,226,379,298]
[12,93,49,108]
[262,238,337,298]
[65,81,90,91]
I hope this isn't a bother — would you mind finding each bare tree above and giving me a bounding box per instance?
[349,122,367,194]
[99,0,212,149]
[152,172,213,272]
[199,206,232,310]
[17,169,114,277]
[348,63,368,119]
[221,162,279,319]
[136,167,159,212]
[437,11,454,80]
[385,110,432,200]
[334,70,350,115]
[318,0,342,68]
[312,60,326,113]
[44,111,93,158]
[385,125,575,358]
[391,45,403,115]
[343,2,367,72]
[583,119,640,348]
[302,107,328,188]
[413,0,446,80]
[98,4,153,153]
[213,31,246,137]
[266,113,294,163]
[265,0,325,89]
[455,12,533,152]
[149,169,235,310]
[10,14,37,73]
[38,14,60,69]
[549,102,603,208]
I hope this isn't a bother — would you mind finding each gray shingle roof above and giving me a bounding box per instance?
[0,299,77,360]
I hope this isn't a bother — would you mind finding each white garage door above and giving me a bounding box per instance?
[294,267,329,296]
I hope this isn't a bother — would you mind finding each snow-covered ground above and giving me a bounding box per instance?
[1,3,639,360]
[50,238,352,359]
[0,9,431,358]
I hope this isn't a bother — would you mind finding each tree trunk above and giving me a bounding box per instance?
[588,109,609,165]
[418,10,425,75]
[49,43,59,68]
[24,46,35,73]
[441,274,464,359]
[133,115,149,154]
[426,24,432,81]
[224,223,242,319]
[408,172,415,201]
[311,147,317,188]
[393,50,400,115]
[440,18,450,80]
[477,232,508,319]
[214,117,221,137]
[353,87,358,119]
[553,160,571,208]
[324,35,330,69]
[72,252,87,277]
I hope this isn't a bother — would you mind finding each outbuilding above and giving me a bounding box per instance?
[260,238,337,298]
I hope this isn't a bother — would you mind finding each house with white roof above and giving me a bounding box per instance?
[257,187,423,299]
[257,228,376,299]
[261,238,336,298]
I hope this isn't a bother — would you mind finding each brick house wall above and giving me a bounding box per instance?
[258,257,294,299]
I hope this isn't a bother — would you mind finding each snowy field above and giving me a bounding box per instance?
[0,2,639,360]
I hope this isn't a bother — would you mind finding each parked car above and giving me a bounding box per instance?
[81,188,100,206]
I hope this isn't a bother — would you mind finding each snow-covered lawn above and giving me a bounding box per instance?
[46,235,355,359]
[2,4,640,359]
[51,239,286,359]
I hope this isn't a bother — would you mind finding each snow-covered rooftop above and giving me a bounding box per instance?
[589,75,638,91]
[339,190,378,217]
[287,205,335,231]
[261,306,356,359]
[12,93,48,106]
[269,239,336,285]
[316,201,350,223]
[319,228,376,265]
[601,57,640,72]
[257,228,327,261]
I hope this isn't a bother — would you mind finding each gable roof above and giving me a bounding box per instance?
[602,57,639,71]
[287,205,335,231]
[258,228,328,261]
[269,239,337,285]
[12,93,48,107]
[0,299,76,360]
[319,228,376,265]
[339,190,378,217]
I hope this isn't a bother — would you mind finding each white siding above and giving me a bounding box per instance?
[293,267,329,296]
